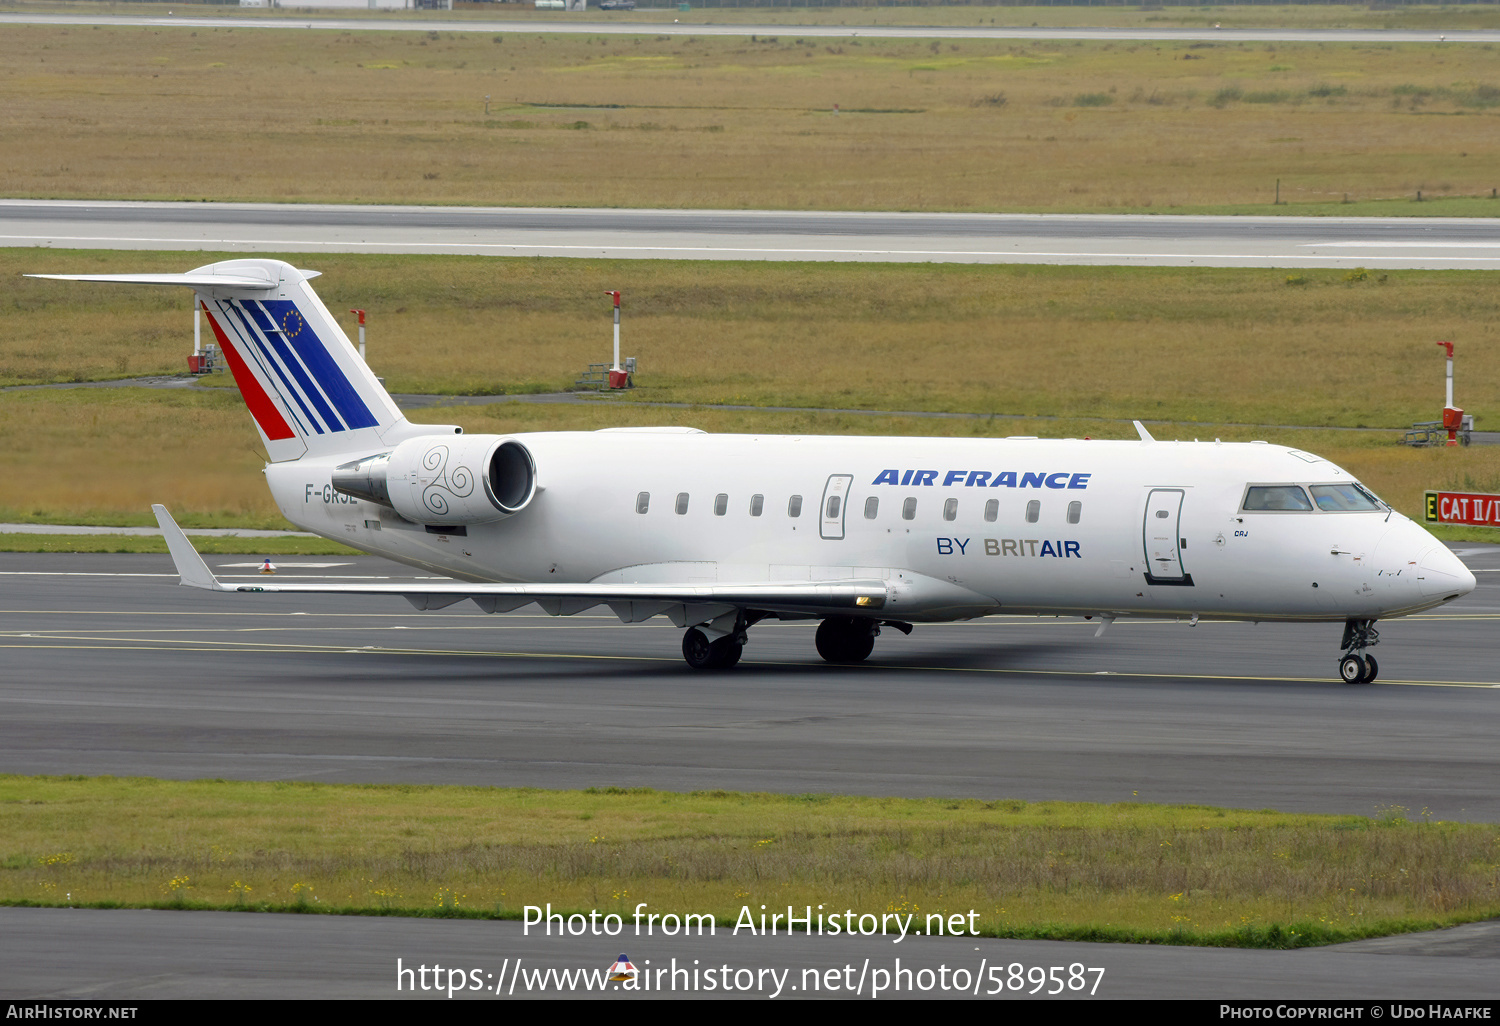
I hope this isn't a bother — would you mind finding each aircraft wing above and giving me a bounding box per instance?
[151,505,916,622]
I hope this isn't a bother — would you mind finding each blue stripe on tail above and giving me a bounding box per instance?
[258,300,380,431]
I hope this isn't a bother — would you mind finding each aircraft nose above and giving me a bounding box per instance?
[1418,544,1477,602]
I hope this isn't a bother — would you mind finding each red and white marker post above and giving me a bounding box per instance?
[1436,341,1463,447]
[350,309,367,363]
[604,291,629,389]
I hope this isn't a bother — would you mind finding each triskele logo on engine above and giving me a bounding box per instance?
[872,470,1091,489]
[420,444,475,517]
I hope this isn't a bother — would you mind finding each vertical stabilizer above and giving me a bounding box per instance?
[28,260,452,463]
[189,259,406,462]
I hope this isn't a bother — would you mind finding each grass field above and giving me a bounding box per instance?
[10,251,1500,426]
[0,532,361,555]
[5,775,1498,947]
[3,19,1500,212]
[2,386,1497,536]
[6,250,1500,531]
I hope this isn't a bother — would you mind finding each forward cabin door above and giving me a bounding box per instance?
[1143,488,1193,585]
[820,474,854,540]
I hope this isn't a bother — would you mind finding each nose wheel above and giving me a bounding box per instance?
[1339,653,1379,684]
[1337,620,1380,684]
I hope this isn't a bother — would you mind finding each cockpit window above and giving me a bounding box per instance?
[1243,485,1313,512]
[1309,483,1384,512]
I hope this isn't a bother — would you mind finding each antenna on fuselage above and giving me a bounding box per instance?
[1133,420,1156,443]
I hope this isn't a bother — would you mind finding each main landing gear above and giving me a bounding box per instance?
[815,616,880,665]
[682,625,744,670]
[679,613,912,669]
[1338,619,1381,684]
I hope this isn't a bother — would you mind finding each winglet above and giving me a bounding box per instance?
[1133,420,1156,443]
[152,505,223,591]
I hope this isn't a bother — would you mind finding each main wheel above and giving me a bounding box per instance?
[682,628,716,669]
[815,618,876,664]
[682,628,742,670]
[1339,654,1366,684]
[1360,654,1379,683]
[713,637,743,668]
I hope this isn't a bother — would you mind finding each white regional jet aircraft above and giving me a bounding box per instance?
[34,259,1477,682]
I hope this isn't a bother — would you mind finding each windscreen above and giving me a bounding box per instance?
[1309,483,1384,512]
[1242,485,1313,512]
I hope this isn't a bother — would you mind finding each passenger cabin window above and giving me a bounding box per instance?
[864,496,879,519]
[1310,484,1383,512]
[675,492,690,515]
[1243,485,1313,512]
[1067,501,1082,525]
[984,499,998,523]
[1025,500,1040,524]
[943,498,958,522]
[826,495,841,519]
[902,497,917,521]
[714,493,728,516]
[635,491,650,515]
[787,495,803,518]
[750,494,764,517]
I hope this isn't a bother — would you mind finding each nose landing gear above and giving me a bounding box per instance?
[1338,619,1381,684]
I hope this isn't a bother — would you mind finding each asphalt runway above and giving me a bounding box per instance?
[4,907,1499,1001]
[3,546,1498,1000]
[0,546,1494,1002]
[7,201,1500,268]
[4,11,1499,44]
[2,546,1497,819]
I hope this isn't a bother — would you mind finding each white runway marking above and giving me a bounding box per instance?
[216,562,354,568]
[12,234,1500,267]
[1314,241,1500,249]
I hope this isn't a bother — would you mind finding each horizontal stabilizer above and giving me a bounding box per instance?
[27,272,280,290]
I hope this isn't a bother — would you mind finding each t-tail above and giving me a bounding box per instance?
[29,258,432,462]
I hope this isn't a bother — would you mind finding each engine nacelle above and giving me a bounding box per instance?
[332,435,537,526]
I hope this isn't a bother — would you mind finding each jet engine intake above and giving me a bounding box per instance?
[332,436,536,525]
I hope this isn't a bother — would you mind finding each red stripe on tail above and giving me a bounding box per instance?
[201,304,296,441]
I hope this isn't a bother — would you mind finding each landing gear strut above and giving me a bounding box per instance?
[815,617,879,665]
[1338,619,1381,684]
